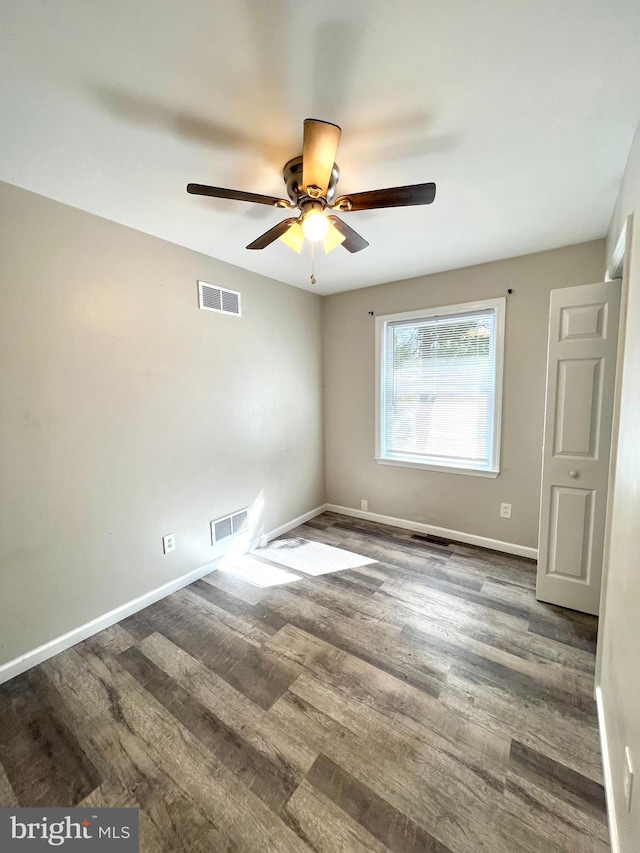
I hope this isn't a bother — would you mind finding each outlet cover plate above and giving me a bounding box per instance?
[163,533,176,554]
[500,503,512,519]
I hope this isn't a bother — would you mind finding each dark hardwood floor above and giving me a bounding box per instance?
[0,512,608,852]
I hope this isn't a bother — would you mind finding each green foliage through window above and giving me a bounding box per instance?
[394,318,492,365]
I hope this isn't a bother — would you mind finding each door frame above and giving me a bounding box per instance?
[595,213,633,689]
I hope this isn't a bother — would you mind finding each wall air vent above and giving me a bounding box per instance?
[211,508,250,544]
[213,516,233,543]
[232,510,248,534]
[198,281,241,317]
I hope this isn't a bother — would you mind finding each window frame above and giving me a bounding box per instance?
[374,297,506,478]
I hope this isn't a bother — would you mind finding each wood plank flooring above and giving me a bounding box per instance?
[0,512,608,852]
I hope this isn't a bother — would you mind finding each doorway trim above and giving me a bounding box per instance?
[593,213,633,853]
[596,212,633,685]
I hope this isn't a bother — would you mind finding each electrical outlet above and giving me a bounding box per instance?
[500,503,512,519]
[162,533,176,554]
[624,746,634,812]
[361,499,369,511]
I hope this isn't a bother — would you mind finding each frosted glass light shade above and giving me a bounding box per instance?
[279,220,304,253]
[322,221,346,253]
[302,209,330,241]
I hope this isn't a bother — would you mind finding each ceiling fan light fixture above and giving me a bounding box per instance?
[279,220,305,253]
[188,118,436,260]
[322,221,346,253]
[302,208,330,242]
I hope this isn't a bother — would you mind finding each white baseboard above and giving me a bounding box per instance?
[325,504,538,560]
[0,561,218,686]
[251,503,328,548]
[596,686,621,853]
[0,503,328,686]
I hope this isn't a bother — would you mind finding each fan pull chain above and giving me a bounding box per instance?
[310,241,317,285]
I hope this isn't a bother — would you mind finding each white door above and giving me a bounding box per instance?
[537,280,621,615]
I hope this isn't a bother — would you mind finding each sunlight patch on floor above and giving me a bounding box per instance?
[218,553,301,588]
[253,537,375,576]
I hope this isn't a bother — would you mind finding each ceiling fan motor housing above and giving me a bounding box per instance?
[283,156,340,206]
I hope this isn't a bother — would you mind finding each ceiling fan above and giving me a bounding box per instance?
[187,118,436,257]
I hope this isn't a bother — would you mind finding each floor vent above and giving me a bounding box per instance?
[211,508,249,544]
[198,281,241,316]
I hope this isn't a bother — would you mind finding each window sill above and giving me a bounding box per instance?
[375,456,500,478]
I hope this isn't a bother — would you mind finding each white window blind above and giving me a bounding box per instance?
[376,299,504,476]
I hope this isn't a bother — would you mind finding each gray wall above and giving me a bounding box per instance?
[599,118,640,852]
[0,181,325,668]
[322,241,605,549]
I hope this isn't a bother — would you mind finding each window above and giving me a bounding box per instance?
[375,297,505,477]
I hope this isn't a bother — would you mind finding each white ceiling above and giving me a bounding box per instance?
[1,1,640,295]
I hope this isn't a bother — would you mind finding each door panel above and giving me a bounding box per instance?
[559,302,608,341]
[547,486,593,581]
[553,359,601,457]
[537,281,621,614]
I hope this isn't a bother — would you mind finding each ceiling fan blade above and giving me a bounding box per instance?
[187,183,292,208]
[302,118,341,197]
[332,182,436,212]
[327,215,369,253]
[246,218,298,250]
